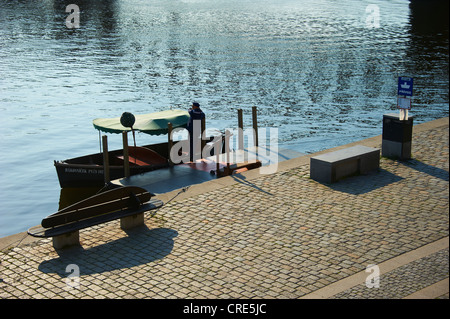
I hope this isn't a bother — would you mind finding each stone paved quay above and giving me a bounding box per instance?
[1,117,448,300]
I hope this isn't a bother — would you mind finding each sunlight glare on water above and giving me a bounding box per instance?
[0,0,448,237]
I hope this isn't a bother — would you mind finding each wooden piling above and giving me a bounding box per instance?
[168,122,173,166]
[216,141,220,176]
[122,131,130,178]
[102,135,110,183]
[238,109,244,150]
[225,129,231,174]
[252,106,258,147]
[201,117,206,157]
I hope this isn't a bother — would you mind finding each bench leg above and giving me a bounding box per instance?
[120,213,144,230]
[53,231,80,250]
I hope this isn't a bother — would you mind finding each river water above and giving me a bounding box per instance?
[0,0,448,237]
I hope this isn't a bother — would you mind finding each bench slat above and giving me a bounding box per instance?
[41,186,152,228]
[53,186,153,216]
[28,199,163,238]
[42,196,140,228]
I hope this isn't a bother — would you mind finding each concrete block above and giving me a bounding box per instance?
[382,113,413,160]
[382,139,412,160]
[359,148,381,173]
[310,145,380,183]
[120,212,144,230]
[382,113,413,143]
[53,231,80,250]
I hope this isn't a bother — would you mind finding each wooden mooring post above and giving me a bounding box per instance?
[102,135,110,183]
[238,109,244,150]
[252,106,258,147]
[201,117,206,156]
[225,129,231,174]
[216,142,220,175]
[167,122,173,166]
[122,131,130,178]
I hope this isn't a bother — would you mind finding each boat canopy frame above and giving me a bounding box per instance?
[93,109,190,136]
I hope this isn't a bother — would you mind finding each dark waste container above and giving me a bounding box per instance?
[382,113,413,160]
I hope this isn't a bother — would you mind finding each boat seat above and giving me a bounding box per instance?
[116,155,151,166]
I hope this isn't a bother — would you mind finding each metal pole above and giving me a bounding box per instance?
[102,135,110,183]
[99,130,102,154]
[122,131,130,178]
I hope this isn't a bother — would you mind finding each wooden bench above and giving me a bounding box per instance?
[28,186,163,249]
[310,145,380,184]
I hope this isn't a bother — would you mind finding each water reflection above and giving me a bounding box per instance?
[47,0,119,39]
[409,0,449,38]
[0,0,449,237]
[59,187,103,210]
[406,0,449,107]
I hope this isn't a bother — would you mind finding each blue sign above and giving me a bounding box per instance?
[398,77,413,96]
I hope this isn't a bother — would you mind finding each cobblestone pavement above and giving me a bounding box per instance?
[332,248,449,299]
[1,119,448,299]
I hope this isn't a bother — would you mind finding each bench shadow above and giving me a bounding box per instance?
[325,169,404,195]
[400,159,449,181]
[38,227,178,277]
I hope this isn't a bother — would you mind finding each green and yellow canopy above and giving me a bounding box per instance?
[93,109,189,136]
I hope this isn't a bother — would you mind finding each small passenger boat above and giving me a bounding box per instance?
[54,109,190,188]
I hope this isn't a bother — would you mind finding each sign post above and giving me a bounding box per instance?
[381,76,414,160]
[397,76,413,120]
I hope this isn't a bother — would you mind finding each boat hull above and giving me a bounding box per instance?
[54,143,170,188]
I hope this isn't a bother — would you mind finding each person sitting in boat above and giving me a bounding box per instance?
[187,102,205,162]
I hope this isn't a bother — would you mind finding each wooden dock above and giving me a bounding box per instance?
[111,146,304,195]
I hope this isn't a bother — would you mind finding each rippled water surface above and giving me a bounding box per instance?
[0,0,448,237]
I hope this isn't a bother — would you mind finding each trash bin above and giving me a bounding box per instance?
[382,113,413,160]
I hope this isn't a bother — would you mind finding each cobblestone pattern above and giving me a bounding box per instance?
[332,248,449,299]
[1,125,448,299]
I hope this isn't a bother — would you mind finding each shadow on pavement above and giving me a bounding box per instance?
[326,169,404,195]
[401,159,449,181]
[232,174,274,196]
[38,227,178,277]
